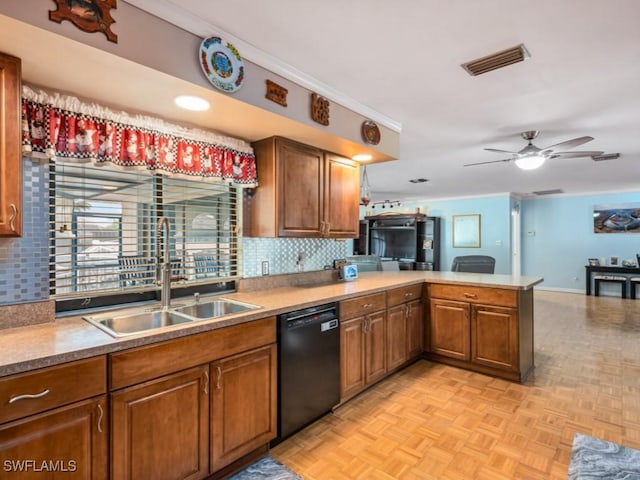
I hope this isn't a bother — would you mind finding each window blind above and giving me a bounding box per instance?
[50,160,241,307]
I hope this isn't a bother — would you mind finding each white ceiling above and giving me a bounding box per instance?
[132,0,640,202]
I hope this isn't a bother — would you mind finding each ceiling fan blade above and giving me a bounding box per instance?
[550,150,604,159]
[540,136,594,153]
[464,158,512,167]
[484,148,518,154]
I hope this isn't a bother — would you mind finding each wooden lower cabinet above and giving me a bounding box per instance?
[426,283,534,382]
[406,299,424,360]
[0,396,108,479]
[472,304,518,372]
[340,316,365,399]
[386,304,407,371]
[364,312,387,385]
[210,344,277,472]
[111,366,209,480]
[429,298,471,361]
[340,311,386,402]
[387,299,424,370]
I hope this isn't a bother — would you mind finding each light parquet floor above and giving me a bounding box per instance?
[270,290,640,479]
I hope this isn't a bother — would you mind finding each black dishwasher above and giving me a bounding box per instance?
[273,302,340,444]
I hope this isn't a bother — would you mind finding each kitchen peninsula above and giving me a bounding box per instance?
[0,271,542,479]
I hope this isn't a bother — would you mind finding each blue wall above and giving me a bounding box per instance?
[521,191,640,292]
[362,195,513,274]
[358,190,640,294]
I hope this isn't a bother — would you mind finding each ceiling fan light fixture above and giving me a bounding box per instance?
[515,155,546,170]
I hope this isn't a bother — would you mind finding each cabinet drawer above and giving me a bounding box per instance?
[340,293,386,319]
[0,356,106,424]
[428,284,517,308]
[387,283,423,307]
[110,317,276,390]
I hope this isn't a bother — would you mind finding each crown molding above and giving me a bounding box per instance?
[124,0,402,133]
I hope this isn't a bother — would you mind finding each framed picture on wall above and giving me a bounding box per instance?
[593,204,640,233]
[452,214,481,248]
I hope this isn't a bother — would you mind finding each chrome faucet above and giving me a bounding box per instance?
[157,217,172,309]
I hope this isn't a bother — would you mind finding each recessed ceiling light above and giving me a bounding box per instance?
[174,95,210,111]
[352,154,373,162]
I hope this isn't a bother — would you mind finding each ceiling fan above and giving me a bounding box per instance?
[465,131,604,170]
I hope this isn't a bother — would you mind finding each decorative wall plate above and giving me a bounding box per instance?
[199,36,245,92]
[362,120,381,145]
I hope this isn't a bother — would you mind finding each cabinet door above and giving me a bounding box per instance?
[111,366,209,480]
[277,139,324,237]
[0,53,22,237]
[340,316,365,401]
[365,311,387,385]
[324,154,359,238]
[0,396,107,479]
[406,300,424,360]
[210,345,277,472]
[386,304,407,371]
[472,305,518,372]
[429,299,470,360]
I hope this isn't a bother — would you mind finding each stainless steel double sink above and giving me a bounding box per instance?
[83,298,261,338]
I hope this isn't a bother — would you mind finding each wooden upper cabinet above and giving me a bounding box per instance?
[324,153,360,237]
[245,137,360,238]
[0,52,22,237]
[277,138,324,237]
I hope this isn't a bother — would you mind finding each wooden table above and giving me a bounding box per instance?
[584,265,640,295]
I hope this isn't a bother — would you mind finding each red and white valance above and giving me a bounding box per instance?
[21,86,257,187]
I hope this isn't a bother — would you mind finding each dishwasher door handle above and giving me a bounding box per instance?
[320,319,339,332]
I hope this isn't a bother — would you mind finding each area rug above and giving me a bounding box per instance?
[228,456,303,480]
[568,433,640,479]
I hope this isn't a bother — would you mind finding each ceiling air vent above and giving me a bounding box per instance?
[462,44,531,76]
[532,189,564,196]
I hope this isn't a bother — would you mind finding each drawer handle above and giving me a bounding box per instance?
[463,293,478,299]
[9,389,50,404]
[404,292,413,297]
[97,403,104,433]
[9,204,17,232]
[362,303,373,309]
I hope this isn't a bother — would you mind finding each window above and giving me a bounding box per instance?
[50,160,240,312]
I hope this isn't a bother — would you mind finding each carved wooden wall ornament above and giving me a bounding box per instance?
[49,0,118,44]
[265,80,288,107]
[311,93,330,126]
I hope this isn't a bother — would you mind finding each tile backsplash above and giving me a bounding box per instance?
[0,158,49,305]
[242,237,348,277]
